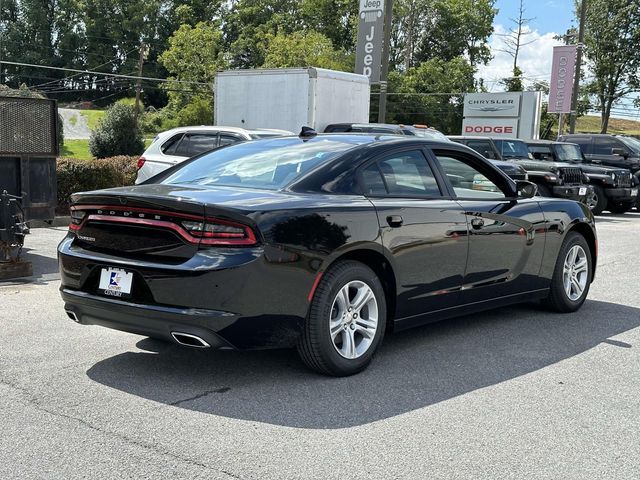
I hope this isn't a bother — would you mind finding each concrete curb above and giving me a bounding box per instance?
[29,216,71,229]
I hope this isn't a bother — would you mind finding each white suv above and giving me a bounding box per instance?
[135,126,293,184]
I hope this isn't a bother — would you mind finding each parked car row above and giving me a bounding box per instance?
[449,135,638,215]
[134,124,639,216]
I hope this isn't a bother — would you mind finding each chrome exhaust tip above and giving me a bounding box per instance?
[66,310,80,323]
[171,332,211,348]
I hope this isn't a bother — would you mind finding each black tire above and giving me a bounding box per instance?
[535,183,552,197]
[297,260,387,376]
[607,200,634,214]
[589,185,607,215]
[543,231,592,313]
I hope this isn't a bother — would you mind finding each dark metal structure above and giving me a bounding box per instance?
[0,96,58,266]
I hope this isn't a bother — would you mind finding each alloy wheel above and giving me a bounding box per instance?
[329,281,379,359]
[562,245,589,301]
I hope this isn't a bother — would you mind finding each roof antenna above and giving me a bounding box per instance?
[299,126,317,138]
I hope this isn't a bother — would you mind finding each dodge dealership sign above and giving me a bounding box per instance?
[461,92,542,140]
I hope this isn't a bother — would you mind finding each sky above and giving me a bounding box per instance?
[477,0,638,119]
[477,0,575,92]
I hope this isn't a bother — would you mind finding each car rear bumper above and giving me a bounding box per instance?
[551,185,593,202]
[604,187,638,200]
[58,235,313,349]
[62,288,236,348]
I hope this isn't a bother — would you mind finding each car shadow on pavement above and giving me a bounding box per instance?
[86,299,640,429]
[0,248,60,285]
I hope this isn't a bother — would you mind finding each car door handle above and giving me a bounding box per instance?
[386,215,403,228]
[471,217,484,229]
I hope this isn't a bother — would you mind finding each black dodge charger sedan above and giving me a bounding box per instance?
[59,134,597,376]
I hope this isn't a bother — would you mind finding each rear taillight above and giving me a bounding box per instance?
[137,157,146,170]
[69,209,86,231]
[181,218,257,246]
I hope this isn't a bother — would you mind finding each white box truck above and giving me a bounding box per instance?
[214,67,370,134]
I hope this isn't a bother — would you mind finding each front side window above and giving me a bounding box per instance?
[361,150,441,197]
[593,137,619,155]
[435,152,507,198]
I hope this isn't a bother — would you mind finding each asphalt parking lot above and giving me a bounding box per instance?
[1,214,639,479]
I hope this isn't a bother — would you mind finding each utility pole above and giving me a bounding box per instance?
[377,0,393,123]
[134,42,146,126]
[569,0,587,133]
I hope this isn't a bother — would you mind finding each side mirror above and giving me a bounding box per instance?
[532,152,542,160]
[516,180,537,199]
[611,147,627,158]
[483,150,494,159]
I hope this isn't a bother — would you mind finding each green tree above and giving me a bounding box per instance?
[502,66,524,92]
[89,103,144,158]
[392,0,496,70]
[385,57,476,133]
[158,21,225,110]
[581,0,640,133]
[263,31,351,70]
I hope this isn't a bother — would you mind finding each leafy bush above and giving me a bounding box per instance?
[89,103,145,158]
[56,156,138,214]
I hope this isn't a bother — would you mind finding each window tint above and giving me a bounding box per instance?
[219,134,242,146]
[528,145,553,160]
[362,150,441,197]
[361,163,387,195]
[162,137,368,190]
[466,140,497,159]
[494,139,531,159]
[566,137,592,154]
[435,153,506,198]
[592,136,619,155]
[175,134,218,157]
[162,134,184,155]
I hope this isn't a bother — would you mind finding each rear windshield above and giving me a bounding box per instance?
[161,137,367,190]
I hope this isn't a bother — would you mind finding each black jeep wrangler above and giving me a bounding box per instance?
[449,136,593,208]
[525,140,638,214]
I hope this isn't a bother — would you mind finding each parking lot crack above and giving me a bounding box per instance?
[169,387,230,407]
[0,377,242,479]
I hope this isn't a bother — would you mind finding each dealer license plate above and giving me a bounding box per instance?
[578,187,587,196]
[631,189,638,197]
[98,267,133,297]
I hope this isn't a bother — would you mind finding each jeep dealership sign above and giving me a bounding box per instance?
[462,91,542,139]
[355,0,385,83]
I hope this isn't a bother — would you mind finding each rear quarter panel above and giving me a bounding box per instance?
[536,198,596,282]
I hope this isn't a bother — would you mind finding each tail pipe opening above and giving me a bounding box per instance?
[171,332,211,348]
[66,310,80,323]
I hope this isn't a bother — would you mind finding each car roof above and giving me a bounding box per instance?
[156,125,294,137]
[448,135,494,141]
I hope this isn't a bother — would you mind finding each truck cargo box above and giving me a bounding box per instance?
[214,68,370,134]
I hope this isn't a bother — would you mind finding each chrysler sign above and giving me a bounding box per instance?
[355,0,385,83]
[464,92,521,118]
[461,91,542,140]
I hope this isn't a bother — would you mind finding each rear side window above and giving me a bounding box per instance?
[161,134,184,155]
[219,134,242,146]
[176,134,218,157]
[361,150,441,197]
